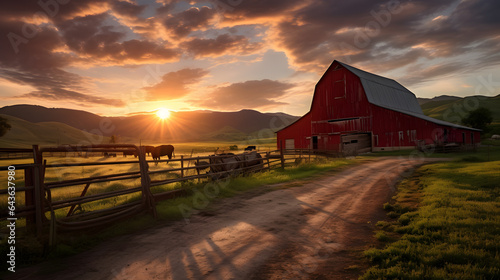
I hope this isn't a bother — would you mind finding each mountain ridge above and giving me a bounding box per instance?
[0,105,299,143]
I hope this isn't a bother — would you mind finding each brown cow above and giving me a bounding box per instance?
[152,145,175,164]
[144,145,155,156]
[123,151,137,158]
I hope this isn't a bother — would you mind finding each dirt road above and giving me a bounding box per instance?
[12,157,442,280]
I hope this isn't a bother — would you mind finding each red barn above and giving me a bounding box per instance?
[277,60,481,154]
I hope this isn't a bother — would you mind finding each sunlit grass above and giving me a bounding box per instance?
[362,159,500,279]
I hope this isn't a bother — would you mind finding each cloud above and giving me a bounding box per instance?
[19,88,125,107]
[214,0,306,22]
[182,34,262,57]
[164,6,216,38]
[143,68,209,100]
[111,0,146,17]
[192,79,294,110]
[268,0,500,79]
[57,13,180,64]
[1,0,499,113]
[398,62,466,86]
[0,15,127,107]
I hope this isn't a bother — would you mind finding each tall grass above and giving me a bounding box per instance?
[362,159,500,279]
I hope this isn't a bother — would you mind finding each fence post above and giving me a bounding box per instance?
[138,146,156,219]
[32,145,44,240]
[181,155,184,178]
[266,152,270,170]
[196,157,200,182]
[280,149,285,169]
[24,167,35,233]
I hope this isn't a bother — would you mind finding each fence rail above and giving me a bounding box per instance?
[0,145,335,244]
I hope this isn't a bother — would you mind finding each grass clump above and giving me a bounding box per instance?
[362,160,500,279]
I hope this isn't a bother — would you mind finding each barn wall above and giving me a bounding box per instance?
[277,112,312,150]
[310,64,372,135]
[371,105,481,149]
[307,63,373,151]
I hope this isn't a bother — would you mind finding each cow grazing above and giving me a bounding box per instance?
[144,145,155,156]
[152,145,175,164]
[244,146,256,151]
[123,151,137,158]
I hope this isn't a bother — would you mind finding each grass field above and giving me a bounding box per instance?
[362,152,500,279]
[0,149,356,270]
[0,141,278,227]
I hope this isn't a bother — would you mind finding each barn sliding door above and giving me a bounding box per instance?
[341,133,371,155]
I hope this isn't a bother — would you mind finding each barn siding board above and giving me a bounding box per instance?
[277,112,312,150]
[277,60,481,153]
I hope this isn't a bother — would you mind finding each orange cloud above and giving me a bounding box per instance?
[143,68,209,100]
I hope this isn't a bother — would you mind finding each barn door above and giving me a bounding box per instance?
[341,133,371,156]
[312,136,318,150]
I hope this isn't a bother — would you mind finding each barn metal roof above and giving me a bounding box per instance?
[337,61,424,115]
[337,61,480,131]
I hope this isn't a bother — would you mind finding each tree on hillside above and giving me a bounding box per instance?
[109,135,118,144]
[462,107,493,132]
[0,116,11,137]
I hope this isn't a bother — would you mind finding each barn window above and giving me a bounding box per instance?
[285,139,295,150]
[462,132,466,143]
[399,131,404,141]
[333,79,346,99]
[410,130,417,142]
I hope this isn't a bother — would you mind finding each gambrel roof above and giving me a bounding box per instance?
[337,61,480,131]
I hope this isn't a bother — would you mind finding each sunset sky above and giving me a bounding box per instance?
[1,0,499,117]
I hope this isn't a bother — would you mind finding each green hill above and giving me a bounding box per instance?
[421,94,500,136]
[0,114,111,148]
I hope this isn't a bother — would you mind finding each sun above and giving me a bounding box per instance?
[156,108,170,120]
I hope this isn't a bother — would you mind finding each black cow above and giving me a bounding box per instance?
[244,146,256,151]
[152,145,175,164]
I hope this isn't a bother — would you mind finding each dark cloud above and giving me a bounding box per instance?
[182,34,262,57]
[143,68,209,100]
[19,88,125,107]
[193,79,293,110]
[0,16,125,107]
[271,0,500,80]
[213,0,304,21]
[111,0,146,17]
[57,13,179,63]
[0,0,105,20]
[164,6,216,38]
[398,62,465,86]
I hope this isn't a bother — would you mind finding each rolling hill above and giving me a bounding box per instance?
[0,105,299,147]
[420,94,500,136]
[0,114,111,148]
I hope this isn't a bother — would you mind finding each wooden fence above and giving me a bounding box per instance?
[0,145,335,244]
